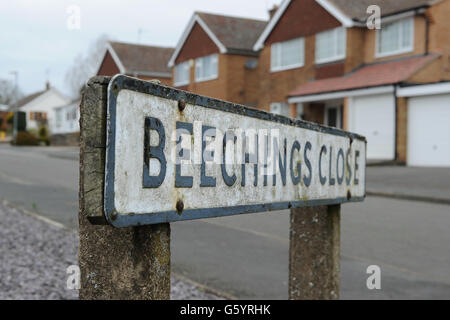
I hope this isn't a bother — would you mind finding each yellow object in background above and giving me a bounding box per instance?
[0,131,5,141]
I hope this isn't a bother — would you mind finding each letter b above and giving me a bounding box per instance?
[143,117,167,188]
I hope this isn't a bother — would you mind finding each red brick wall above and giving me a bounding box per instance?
[175,22,219,64]
[265,0,341,45]
[315,62,345,80]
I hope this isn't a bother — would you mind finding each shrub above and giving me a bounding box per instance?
[13,131,39,146]
[38,126,48,138]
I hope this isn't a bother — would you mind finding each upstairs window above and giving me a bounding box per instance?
[271,37,305,72]
[376,18,414,57]
[174,61,190,86]
[195,54,218,82]
[315,27,346,64]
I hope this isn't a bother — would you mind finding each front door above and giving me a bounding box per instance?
[325,105,342,129]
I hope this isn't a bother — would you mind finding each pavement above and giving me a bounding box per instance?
[0,200,223,300]
[366,166,450,204]
[1,144,450,299]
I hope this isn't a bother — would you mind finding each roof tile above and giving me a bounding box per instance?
[289,54,439,97]
[109,41,174,75]
[196,12,267,54]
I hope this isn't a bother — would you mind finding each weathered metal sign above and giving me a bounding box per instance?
[105,75,366,227]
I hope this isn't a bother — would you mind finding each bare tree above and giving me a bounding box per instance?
[65,34,111,98]
[0,79,23,106]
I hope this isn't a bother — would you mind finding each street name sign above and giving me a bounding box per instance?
[104,75,366,227]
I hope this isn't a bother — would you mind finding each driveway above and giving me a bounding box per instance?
[366,166,450,204]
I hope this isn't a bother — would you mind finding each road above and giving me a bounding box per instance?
[1,144,450,299]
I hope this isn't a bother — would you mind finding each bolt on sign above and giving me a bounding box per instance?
[105,75,366,227]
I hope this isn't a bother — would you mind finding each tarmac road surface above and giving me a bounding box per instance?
[1,145,449,299]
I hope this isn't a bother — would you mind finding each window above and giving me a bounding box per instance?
[376,18,414,57]
[270,102,290,117]
[271,38,305,72]
[315,27,346,64]
[30,112,46,121]
[66,107,77,121]
[195,54,218,82]
[174,61,190,86]
[324,105,342,129]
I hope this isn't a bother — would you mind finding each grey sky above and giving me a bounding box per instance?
[0,0,280,97]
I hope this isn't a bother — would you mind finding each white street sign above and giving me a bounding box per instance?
[105,75,366,227]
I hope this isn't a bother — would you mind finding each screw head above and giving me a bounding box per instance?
[176,200,184,214]
[111,211,118,221]
[178,99,186,112]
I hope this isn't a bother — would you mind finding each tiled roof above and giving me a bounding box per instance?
[196,12,267,54]
[289,54,439,97]
[109,41,174,76]
[329,0,434,21]
[10,90,47,111]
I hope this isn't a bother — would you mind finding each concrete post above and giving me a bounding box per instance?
[78,76,171,300]
[289,205,340,300]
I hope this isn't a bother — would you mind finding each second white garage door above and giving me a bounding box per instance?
[349,93,396,161]
[407,94,450,167]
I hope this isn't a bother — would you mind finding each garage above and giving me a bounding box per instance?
[407,93,450,167]
[348,93,396,161]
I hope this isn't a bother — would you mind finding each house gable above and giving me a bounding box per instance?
[97,50,121,77]
[175,21,221,64]
[20,89,69,113]
[265,0,342,45]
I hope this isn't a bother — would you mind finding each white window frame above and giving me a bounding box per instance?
[174,61,190,87]
[315,27,347,64]
[375,17,414,58]
[270,37,305,73]
[195,54,219,83]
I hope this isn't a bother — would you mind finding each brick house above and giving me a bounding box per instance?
[253,0,450,166]
[97,41,174,85]
[168,12,267,107]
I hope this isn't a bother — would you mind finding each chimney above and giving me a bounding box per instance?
[45,81,50,91]
[269,5,279,19]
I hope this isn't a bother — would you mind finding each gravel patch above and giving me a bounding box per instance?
[0,201,223,300]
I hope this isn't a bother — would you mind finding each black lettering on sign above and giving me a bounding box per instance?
[337,148,344,185]
[175,121,193,188]
[143,116,166,188]
[221,130,237,187]
[290,141,301,185]
[303,141,312,187]
[319,145,327,186]
[354,150,360,185]
[241,132,258,187]
[273,138,287,186]
[201,125,217,187]
[345,148,352,186]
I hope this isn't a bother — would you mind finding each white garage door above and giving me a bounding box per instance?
[408,94,450,167]
[349,93,396,161]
